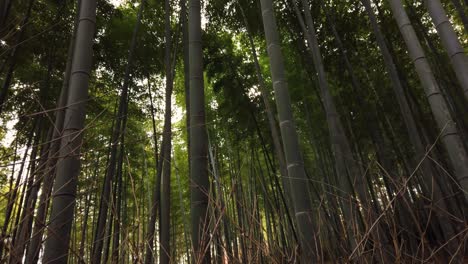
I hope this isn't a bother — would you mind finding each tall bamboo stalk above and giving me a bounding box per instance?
[259,0,319,261]
[389,0,468,203]
[189,0,211,263]
[42,0,96,261]
[425,0,468,101]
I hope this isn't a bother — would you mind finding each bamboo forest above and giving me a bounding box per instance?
[1,0,468,262]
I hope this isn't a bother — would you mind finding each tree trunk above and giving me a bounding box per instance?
[10,124,50,264]
[181,0,190,173]
[111,139,125,263]
[4,128,37,263]
[258,0,319,261]
[24,4,79,260]
[160,0,173,262]
[0,125,34,259]
[389,0,468,208]
[361,0,459,254]
[79,157,98,264]
[173,150,191,264]
[291,0,368,256]
[323,2,420,253]
[238,3,290,208]
[10,35,57,261]
[180,0,191,258]
[144,85,164,264]
[41,0,96,261]
[188,0,211,263]
[425,0,468,102]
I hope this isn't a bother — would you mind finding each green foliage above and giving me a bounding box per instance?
[1,0,467,262]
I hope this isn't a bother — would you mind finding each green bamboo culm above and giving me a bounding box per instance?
[42,0,97,262]
[258,0,319,262]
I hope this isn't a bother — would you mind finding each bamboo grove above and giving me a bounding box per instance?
[0,0,467,262]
